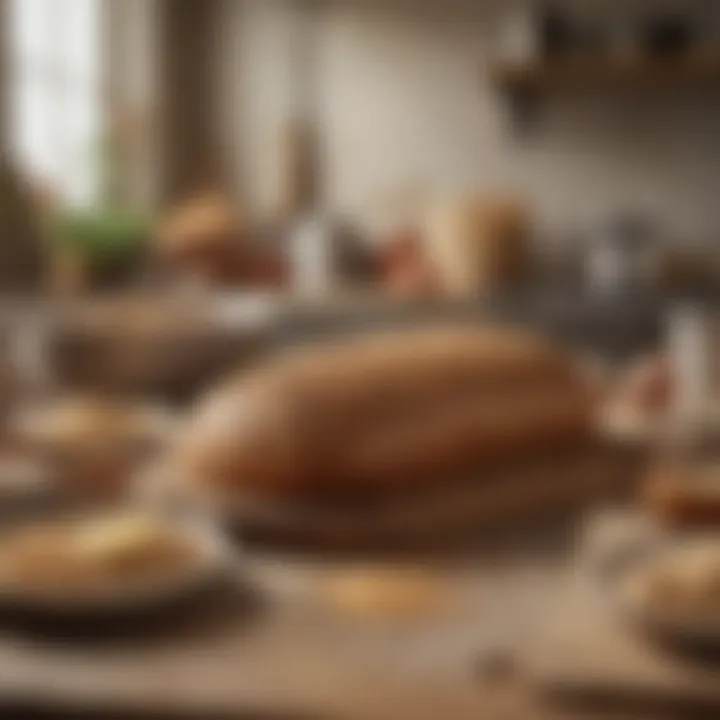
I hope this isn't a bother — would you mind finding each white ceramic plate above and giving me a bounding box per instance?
[0,511,235,617]
[10,400,178,452]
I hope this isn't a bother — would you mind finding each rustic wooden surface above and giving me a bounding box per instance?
[0,442,649,720]
[523,510,720,714]
[0,524,573,719]
[0,511,715,719]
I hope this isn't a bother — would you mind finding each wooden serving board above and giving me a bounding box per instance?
[225,443,643,551]
[523,510,720,713]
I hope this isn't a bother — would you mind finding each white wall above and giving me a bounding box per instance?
[108,0,163,207]
[219,0,720,241]
[218,0,300,213]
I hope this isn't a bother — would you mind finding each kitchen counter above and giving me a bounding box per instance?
[0,287,680,398]
[276,288,667,360]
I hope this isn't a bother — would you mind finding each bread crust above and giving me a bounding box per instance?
[175,327,594,500]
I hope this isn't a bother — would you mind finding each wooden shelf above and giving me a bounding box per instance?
[491,55,720,94]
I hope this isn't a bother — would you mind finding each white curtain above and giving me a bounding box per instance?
[9,0,102,208]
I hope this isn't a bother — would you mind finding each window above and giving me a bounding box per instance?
[9,0,102,208]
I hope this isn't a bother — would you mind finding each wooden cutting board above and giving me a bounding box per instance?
[523,509,720,713]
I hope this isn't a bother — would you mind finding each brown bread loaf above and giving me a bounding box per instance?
[173,326,595,501]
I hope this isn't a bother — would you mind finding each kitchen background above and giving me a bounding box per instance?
[218,0,720,241]
[57,0,720,233]
[2,6,720,717]
[4,0,720,311]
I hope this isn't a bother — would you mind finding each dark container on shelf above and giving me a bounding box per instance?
[641,13,697,58]
[539,7,574,59]
[538,6,613,60]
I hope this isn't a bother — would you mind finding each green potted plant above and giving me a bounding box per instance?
[53,207,151,289]
[49,117,154,291]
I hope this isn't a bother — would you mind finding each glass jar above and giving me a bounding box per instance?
[644,303,720,527]
[646,419,720,527]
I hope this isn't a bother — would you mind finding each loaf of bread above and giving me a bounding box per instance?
[423,196,529,298]
[172,326,595,501]
[158,193,242,260]
[156,193,247,285]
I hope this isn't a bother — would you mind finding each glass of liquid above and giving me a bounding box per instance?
[645,303,720,526]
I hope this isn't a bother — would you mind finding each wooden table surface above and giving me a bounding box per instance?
[0,524,574,720]
[0,515,713,720]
